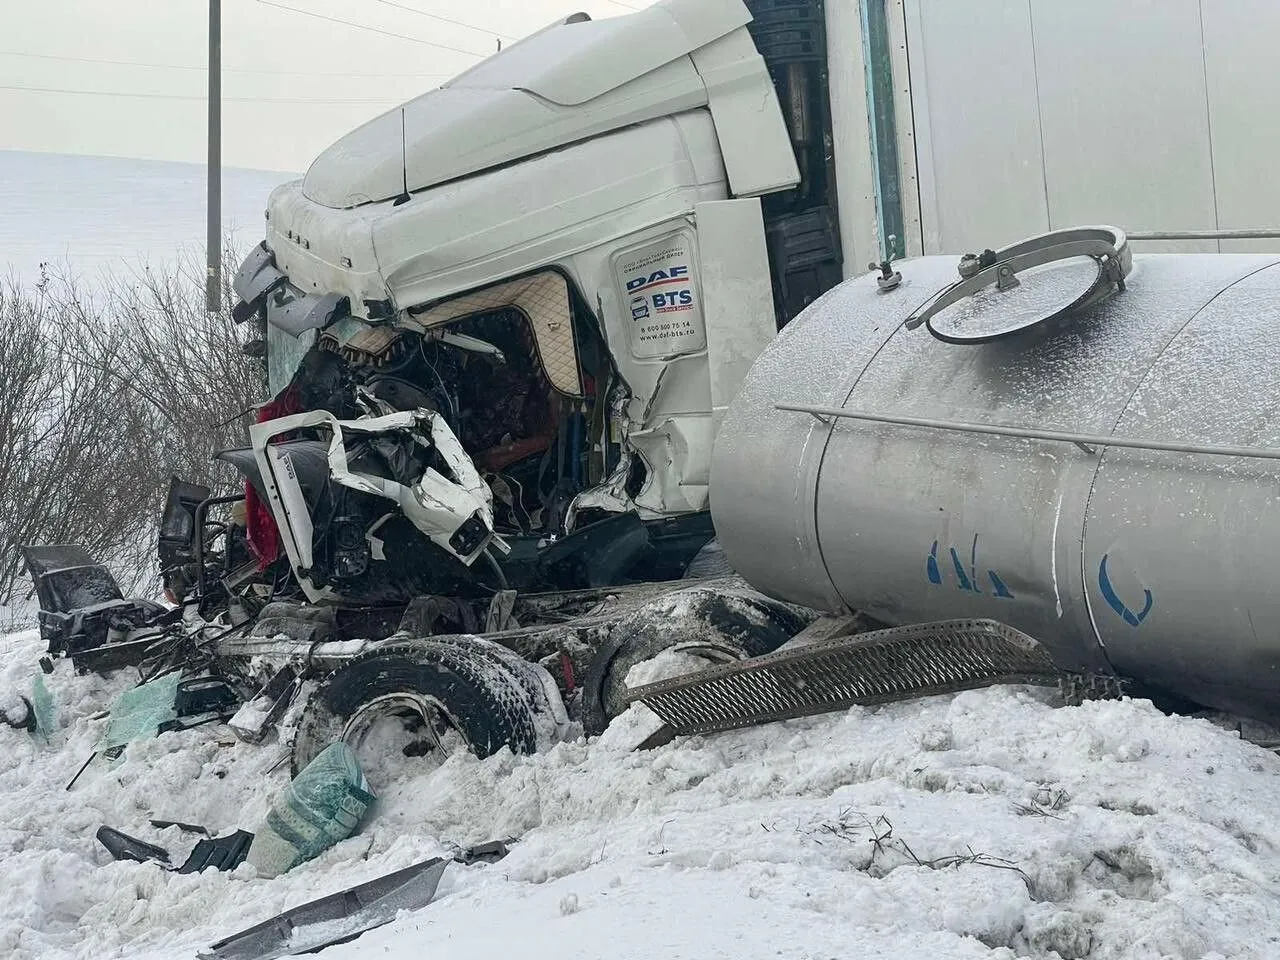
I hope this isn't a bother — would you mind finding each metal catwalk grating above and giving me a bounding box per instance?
[627,619,1062,737]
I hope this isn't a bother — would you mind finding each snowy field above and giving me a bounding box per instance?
[0,151,289,283]
[4,620,1280,960]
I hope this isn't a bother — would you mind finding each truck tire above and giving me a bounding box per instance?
[291,640,541,777]
[580,585,811,735]
[413,633,572,742]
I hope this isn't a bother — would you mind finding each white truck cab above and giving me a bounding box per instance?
[230,0,844,600]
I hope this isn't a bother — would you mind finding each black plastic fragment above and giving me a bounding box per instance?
[178,830,254,874]
[176,678,241,717]
[21,544,123,614]
[456,839,510,865]
[97,825,254,874]
[96,826,171,865]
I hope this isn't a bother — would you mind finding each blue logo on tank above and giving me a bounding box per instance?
[1098,553,1153,627]
[927,535,1013,599]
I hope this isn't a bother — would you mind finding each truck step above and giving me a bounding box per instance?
[626,619,1062,738]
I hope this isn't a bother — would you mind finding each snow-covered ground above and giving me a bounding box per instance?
[4,622,1280,960]
[0,151,289,283]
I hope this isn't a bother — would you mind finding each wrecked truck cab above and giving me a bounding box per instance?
[228,244,736,602]
[19,0,855,786]
[227,0,798,602]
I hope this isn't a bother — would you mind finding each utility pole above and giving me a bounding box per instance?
[206,0,222,313]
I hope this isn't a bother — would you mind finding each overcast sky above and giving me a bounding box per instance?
[0,0,656,173]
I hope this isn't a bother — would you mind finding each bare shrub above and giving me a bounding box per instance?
[0,246,265,603]
[99,252,263,485]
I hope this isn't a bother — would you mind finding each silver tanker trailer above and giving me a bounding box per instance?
[715,225,1280,726]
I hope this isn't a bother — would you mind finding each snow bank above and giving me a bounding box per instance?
[4,623,1280,960]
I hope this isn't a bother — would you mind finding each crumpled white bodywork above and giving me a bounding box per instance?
[249,409,499,602]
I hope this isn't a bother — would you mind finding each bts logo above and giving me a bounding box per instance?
[652,290,693,308]
[630,295,650,320]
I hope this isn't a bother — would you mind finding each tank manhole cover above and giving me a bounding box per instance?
[927,255,1103,343]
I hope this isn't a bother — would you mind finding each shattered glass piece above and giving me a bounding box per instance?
[102,673,182,752]
[31,673,55,741]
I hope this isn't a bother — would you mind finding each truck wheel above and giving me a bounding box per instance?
[581,586,811,735]
[291,640,543,779]
[423,634,571,739]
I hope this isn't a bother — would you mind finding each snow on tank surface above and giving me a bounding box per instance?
[7,622,1280,959]
[711,257,962,613]
[847,254,1280,435]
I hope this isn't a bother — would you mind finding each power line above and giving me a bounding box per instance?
[0,48,453,79]
[0,83,405,104]
[255,0,487,57]
[367,0,517,41]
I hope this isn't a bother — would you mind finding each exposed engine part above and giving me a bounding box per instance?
[240,408,501,603]
[306,295,597,553]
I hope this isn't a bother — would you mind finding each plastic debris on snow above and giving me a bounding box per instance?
[6,625,1280,959]
[201,855,448,960]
